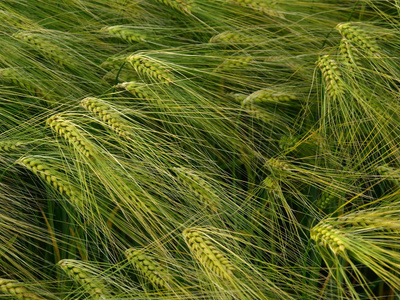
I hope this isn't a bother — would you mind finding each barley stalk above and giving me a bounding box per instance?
[46,114,94,158]
[317,55,344,100]
[58,259,108,300]
[183,228,235,279]
[81,97,130,137]
[126,54,173,84]
[125,248,173,290]
[17,156,81,205]
[0,279,44,300]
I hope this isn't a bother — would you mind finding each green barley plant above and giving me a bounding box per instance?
[2,0,400,299]
[58,259,109,299]
[125,248,173,290]
[0,279,45,300]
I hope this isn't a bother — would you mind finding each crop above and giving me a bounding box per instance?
[1,0,400,299]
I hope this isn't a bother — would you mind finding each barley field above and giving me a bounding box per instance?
[1,1,400,299]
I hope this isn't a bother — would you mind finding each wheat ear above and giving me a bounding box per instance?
[58,259,108,300]
[125,248,172,290]
[126,54,173,84]
[183,228,235,279]
[81,97,130,137]
[0,279,44,300]
[46,114,94,158]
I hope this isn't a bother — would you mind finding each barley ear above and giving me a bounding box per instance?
[115,81,153,100]
[81,97,131,137]
[46,114,95,158]
[0,68,50,100]
[13,32,75,67]
[317,55,344,100]
[125,248,173,290]
[227,0,284,18]
[0,141,24,152]
[58,259,108,300]
[126,54,173,84]
[0,279,45,300]
[336,23,380,55]
[183,228,235,279]
[17,156,82,206]
[102,25,146,43]
[154,0,193,14]
[172,167,220,212]
[310,222,346,255]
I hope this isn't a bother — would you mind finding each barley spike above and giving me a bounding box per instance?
[125,248,173,290]
[58,259,108,300]
[46,114,94,158]
[0,279,44,300]
[183,228,235,279]
[126,54,173,84]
